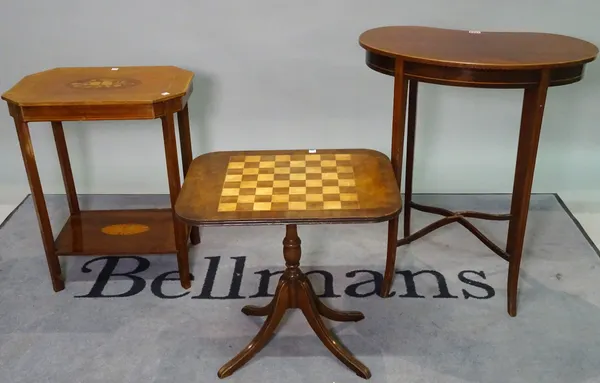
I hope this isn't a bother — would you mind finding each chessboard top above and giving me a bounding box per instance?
[2,66,194,121]
[175,149,401,226]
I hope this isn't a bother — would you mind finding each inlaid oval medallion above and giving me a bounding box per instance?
[68,77,141,89]
[101,224,150,236]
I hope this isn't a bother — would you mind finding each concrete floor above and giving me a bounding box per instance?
[1,193,599,246]
[559,192,600,247]
[0,205,16,225]
[2,193,599,383]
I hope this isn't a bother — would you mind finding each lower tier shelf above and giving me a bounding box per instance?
[54,209,177,256]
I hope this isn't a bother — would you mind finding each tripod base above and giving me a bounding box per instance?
[217,225,371,379]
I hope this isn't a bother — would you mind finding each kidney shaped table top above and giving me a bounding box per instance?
[359,25,598,88]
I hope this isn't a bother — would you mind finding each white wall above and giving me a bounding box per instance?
[1,0,599,202]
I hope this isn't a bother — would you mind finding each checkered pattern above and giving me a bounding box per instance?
[217,153,360,212]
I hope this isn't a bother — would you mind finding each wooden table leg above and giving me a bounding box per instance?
[506,70,551,317]
[218,225,371,379]
[403,80,418,238]
[14,117,64,292]
[161,113,191,289]
[177,104,201,245]
[381,216,399,298]
[381,59,409,298]
[51,121,79,216]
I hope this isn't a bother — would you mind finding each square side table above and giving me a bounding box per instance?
[2,66,201,292]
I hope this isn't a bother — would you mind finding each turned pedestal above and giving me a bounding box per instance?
[218,224,370,378]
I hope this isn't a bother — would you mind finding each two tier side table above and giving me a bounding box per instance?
[2,66,201,292]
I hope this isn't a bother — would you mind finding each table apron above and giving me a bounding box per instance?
[365,52,585,88]
[6,97,189,122]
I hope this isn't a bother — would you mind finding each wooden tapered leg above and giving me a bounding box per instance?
[218,225,370,379]
[390,60,409,189]
[381,61,409,299]
[218,280,289,379]
[242,266,364,322]
[381,216,399,298]
[177,104,201,246]
[315,299,365,322]
[51,121,79,215]
[241,301,275,317]
[506,70,550,317]
[307,282,364,322]
[14,118,64,292]
[242,281,280,317]
[298,278,371,379]
[161,113,191,289]
[404,80,418,237]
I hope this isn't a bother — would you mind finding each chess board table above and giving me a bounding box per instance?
[175,148,402,379]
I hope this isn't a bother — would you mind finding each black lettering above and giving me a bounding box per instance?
[344,270,385,298]
[396,269,458,298]
[458,270,495,299]
[249,269,283,298]
[306,270,341,298]
[192,256,246,299]
[75,256,149,298]
[151,271,196,299]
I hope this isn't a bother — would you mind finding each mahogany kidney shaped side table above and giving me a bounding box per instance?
[359,26,598,316]
[1,66,201,292]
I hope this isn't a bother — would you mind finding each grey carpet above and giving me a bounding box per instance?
[0,194,599,383]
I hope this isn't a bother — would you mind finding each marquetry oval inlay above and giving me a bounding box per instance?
[101,223,150,236]
[68,77,141,89]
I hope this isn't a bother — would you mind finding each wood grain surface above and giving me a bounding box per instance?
[359,26,599,70]
[54,209,177,256]
[175,149,401,225]
[2,66,194,121]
